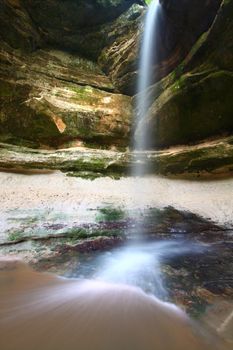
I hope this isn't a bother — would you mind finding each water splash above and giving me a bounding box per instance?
[76,240,208,299]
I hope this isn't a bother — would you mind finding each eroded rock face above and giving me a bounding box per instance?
[99,0,222,94]
[135,0,233,148]
[0,0,41,52]
[98,3,143,95]
[0,0,139,147]
[0,45,132,147]
[0,0,144,59]
[0,0,229,154]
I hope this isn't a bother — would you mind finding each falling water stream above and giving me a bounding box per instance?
[0,1,231,349]
[101,0,166,292]
[89,1,168,297]
[135,0,161,152]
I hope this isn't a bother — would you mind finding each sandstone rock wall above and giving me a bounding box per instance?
[135,0,233,148]
[0,0,231,155]
[0,0,139,147]
[0,45,132,147]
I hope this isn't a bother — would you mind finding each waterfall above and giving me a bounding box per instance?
[133,0,161,178]
[88,2,171,298]
[129,0,161,234]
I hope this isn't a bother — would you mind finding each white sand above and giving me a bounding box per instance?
[0,171,233,226]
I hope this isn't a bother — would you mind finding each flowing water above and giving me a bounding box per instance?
[83,240,207,298]
[0,259,229,350]
[129,0,161,239]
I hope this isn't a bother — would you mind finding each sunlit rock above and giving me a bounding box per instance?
[0,46,132,147]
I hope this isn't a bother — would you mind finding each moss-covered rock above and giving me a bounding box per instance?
[0,136,233,177]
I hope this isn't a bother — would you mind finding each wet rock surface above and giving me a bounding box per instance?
[0,205,225,245]
[163,240,233,316]
[1,205,232,310]
[31,234,233,322]
[2,207,231,322]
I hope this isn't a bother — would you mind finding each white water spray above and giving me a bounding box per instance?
[93,240,207,298]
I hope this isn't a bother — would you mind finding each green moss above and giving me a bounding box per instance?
[172,63,185,81]
[66,171,104,180]
[70,85,104,107]
[96,206,125,222]
[171,75,186,92]
[70,86,93,96]
[57,226,123,245]
[186,31,209,61]
[8,231,23,242]
[66,170,122,180]
[66,228,89,240]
